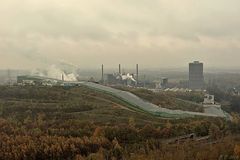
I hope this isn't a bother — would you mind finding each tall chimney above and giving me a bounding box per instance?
[7,69,10,85]
[119,64,121,74]
[62,74,64,81]
[101,64,104,83]
[136,64,139,86]
[144,74,146,88]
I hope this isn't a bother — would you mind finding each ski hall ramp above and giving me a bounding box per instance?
[80,82,229,119]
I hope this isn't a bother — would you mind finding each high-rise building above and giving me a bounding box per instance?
[161,77,168,88]
[189,61,204,90]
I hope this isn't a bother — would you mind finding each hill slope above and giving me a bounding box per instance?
[0,86,237,160]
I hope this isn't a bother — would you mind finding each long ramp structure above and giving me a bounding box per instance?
[80,82,229,119]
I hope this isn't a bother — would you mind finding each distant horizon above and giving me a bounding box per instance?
[2,65,240,73]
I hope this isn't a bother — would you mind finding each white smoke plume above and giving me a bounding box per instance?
[121,73,136,82]
[47,65,77,81]
[32,64,78,81]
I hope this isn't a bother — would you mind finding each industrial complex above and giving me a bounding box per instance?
[14,61,231,120]
[101,64,139,86]
[16,61,205,91]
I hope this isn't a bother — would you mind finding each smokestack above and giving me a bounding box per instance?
[101,64,104,83]
[7,69,10,85]
[119,64,121,74]
[136,64,139,86]
[144,74,146,88]
[62,74,64,81]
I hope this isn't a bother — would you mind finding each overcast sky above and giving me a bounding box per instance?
[1,0,240,69]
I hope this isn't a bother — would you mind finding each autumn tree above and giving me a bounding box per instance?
[234,145,240,157]
[209,124,222,140]
[128,117,136,129]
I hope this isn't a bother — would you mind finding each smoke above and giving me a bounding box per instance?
[57,60,79,74]
[47,65,77,81]
[32,64,78,81]
[31,68,46,77]
[121,73,136,82]
[116,73,136,82]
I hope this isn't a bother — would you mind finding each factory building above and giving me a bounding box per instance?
[104,73,137,86]
[203,94,215,105]
[101,64,139,86]
[203,94,223,118]
[154,77,169,90]
[189,61,204,90]
[17,75,61,86]
[17,75,82,87]
[104,74,120,85]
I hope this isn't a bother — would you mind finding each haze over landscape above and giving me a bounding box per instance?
[1,0,240,70]
[3,1,240,160]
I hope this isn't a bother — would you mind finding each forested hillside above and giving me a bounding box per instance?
[0,86,240,159]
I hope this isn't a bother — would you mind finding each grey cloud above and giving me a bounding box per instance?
[1,0,240,69]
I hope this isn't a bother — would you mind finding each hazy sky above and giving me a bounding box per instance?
[1,0,240,69]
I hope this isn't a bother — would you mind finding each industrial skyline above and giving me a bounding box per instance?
[1,1,240,159]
